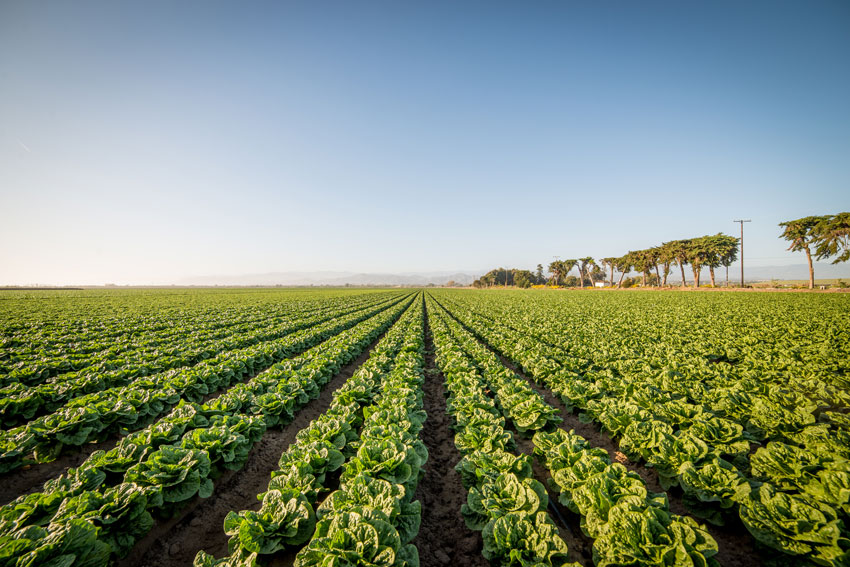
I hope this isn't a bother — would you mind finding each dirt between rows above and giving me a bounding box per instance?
[120,329,389,567]
[412,318,488,567]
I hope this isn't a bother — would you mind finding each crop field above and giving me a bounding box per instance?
[0,288,848,567]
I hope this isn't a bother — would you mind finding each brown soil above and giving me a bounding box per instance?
[120,331,387,567]
[412,316,488,567]
[0,437,120,506]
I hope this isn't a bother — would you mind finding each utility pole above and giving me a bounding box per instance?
[733,220,751,287]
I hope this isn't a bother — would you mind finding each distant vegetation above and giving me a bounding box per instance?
[473,213,849,290]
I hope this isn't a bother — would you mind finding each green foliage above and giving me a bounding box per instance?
[430,289,850,565]
[481,512,575,567]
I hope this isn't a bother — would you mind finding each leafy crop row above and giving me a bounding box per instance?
[427,296,577,566]
[0,296,414,566]
[0,299,318,386]
[0,294,411,474]
[434,290,850,566]
[0,293,402,425]
[430,296,720,567]
[195,296,424,566]
[295,298,427,567]
[0,292,391,386]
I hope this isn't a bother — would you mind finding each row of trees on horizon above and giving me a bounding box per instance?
[471,213,849,290]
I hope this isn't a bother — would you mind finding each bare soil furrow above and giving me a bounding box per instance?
[0,437,120,506]
[413,315,488,567]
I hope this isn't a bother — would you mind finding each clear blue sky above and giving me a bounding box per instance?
[1,1,848,284]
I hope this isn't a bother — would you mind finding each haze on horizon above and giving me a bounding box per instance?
[1,1,848,286]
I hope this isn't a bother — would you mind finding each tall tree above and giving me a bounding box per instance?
[708,233,740,287]
[589,264,605,285]
[535,264,545,284]
[630,250,655,287]
[779,216,828,289]
[701,232,738,287]
[657,243,676,287]
[577,257,594,288]
[600,257,616,287]
[548,261,563,286]
[646,247,662,287]
[687,237,711,288]
[562,259,578,285]
[663,239,691,288]
[512,269,535,288]
[614,254,633,288]
[814,213,850,264]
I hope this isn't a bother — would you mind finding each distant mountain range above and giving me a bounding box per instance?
[177,271,478,287]
[176,263,850,287]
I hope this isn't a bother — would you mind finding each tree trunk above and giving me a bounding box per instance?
[709,266,716,287]
[642,271,647,287]
[725,265,729,287]
[617,270,626,288]
[654,265,661,287]
[662,263,669,287]
[805,247,814,289]
[609,264,614,287]
[578,267,585,288]
[679,261,687,287]
[692,265,701,288]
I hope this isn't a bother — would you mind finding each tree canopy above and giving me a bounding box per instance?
[779,213,848,288]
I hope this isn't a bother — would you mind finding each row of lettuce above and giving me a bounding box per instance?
[1,301,305,386]
[433,290,850,566]
[196,292,428,566]
[428,295,720,567]
[0,293,403,425]
[0,294,412,474]
[0,291,390,385]
[0,295,415,566]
